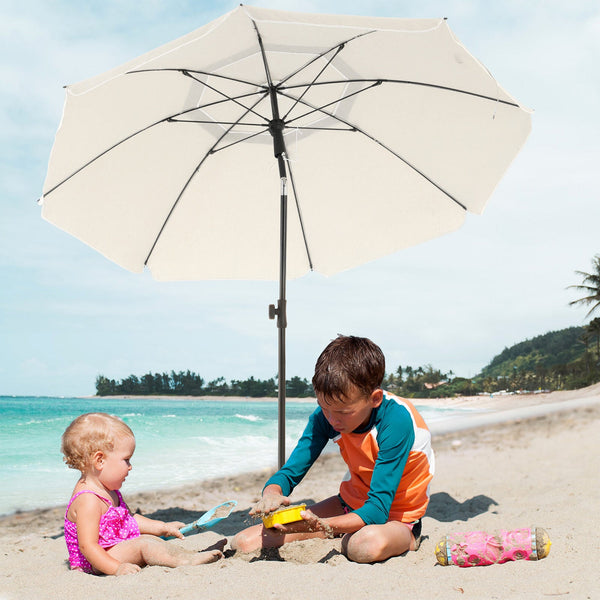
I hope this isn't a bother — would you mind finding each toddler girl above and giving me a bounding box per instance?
[62,412,223,575]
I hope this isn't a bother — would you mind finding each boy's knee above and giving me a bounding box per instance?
[343,527,387,563]
[230,528,258,553]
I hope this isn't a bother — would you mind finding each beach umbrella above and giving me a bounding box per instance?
[40,6,531,468]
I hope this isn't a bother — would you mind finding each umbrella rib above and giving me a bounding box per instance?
[183,70,270,123]
[281,43,346,123]
[282,78,521,108]
[283,125,356,131]
[127,67,266,92]
[171,119,268,127]
[179,88,267,115]
[209,127,270,153]
[251,21,275,88]
[279,30,379,123]
[143,157,209,268]
[278,30,375,87]
[285,81,382,126]
[42,92,264,197]
[131,63,268,115]
[42,118,172,198]
[284,157,314,272]
[42,88,269,198]
[173,122,356,132]
[143,94,268,266]
[277,89,468,211]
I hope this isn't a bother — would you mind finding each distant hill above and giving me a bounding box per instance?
[478,326,586,379]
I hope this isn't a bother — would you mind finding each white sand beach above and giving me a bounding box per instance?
[1,385,599,600]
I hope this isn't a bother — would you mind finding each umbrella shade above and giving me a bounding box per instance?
[40,6,531,466]
[41,6,530,281]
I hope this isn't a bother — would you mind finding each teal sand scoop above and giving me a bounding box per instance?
[165,500,237,539]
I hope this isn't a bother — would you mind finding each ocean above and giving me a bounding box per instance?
[0,395,471,517]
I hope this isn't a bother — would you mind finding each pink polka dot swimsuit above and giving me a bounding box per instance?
[64,490,140,573]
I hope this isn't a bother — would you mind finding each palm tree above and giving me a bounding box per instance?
[579,330,591,374]
[568,254,600,318]
[587,317,600,360]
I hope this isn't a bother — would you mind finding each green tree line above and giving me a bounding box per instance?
[96,324,600,399]
[95,371,314,398]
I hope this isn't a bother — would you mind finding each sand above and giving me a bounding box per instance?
[1,385,599,600]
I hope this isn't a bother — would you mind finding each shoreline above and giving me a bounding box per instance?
[3,383,599,524]
[82,394,318,403]
[84,381,600,407]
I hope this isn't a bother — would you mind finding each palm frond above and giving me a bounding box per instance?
[568,255,600,319]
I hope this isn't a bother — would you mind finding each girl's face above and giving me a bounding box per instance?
[97,435,135,491]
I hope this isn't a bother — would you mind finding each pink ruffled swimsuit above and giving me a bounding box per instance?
[64,490,140,573]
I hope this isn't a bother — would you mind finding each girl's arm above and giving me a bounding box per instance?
[133,513,185,539]
[74,494,139,575]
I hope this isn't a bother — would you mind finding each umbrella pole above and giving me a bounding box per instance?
[277,164,287,470]
[266,76,290,469]
[269,153,287,469]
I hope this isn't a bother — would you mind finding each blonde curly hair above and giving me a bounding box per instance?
[61,412,134,472]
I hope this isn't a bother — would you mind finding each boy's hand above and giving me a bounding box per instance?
[272,509,333,537]
[249,486,290,516]
[299,509,334,537]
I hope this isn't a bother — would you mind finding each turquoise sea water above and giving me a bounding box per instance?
[0,396,469,516]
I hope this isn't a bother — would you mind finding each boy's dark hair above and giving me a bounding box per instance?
[312,335,385,402]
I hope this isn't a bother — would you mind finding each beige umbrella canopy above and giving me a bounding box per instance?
[40,5,531,466]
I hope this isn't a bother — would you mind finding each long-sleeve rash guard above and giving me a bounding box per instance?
[265,392,434,525]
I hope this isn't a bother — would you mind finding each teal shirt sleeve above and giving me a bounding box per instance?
[264,408,333,496]
[353,402,415,525]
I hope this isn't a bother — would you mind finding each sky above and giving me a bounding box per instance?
[1,0,598,397]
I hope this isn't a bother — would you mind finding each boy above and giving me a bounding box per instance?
[231,335,434,563]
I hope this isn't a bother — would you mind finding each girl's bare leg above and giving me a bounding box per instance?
[108,534,223,567]
[231,495,345,553]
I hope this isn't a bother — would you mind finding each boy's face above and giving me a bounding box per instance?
[317,386,383,434]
